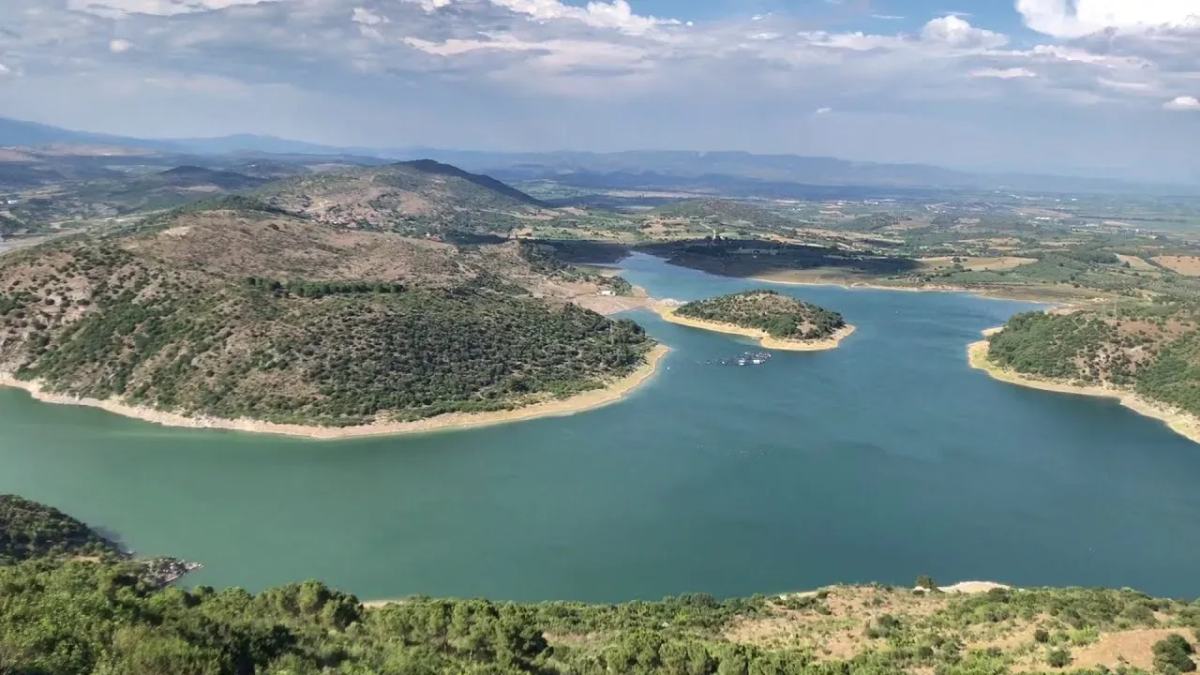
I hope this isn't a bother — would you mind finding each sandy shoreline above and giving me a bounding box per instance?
[0,344,669,440]
[751,274,1076,304]
[656,307,855,352]
[968,330,1200,445]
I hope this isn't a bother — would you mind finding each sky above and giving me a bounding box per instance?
[0,0,1198,182]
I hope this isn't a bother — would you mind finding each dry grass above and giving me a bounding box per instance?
[918,256,1036,272]
[723,586,949,658]
[1117,254,1158,271]
[1070,629,1188,670]
[1154,255,1200,276]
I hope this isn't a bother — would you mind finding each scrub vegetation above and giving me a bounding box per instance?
[4,495,1200,675]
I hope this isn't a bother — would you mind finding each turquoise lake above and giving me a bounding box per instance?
[2,253,1199,602]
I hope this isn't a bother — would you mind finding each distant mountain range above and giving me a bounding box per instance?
[1,116,1195,196]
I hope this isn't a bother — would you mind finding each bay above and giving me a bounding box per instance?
[1,253,1198,602]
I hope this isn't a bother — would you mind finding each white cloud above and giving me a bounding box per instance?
[871,14,904,20]
[2,0,1194,181]
[0,63,9,74]
[352,7,386,25]
[970,67,1036,79]
[1164,95,1200,110]
[426,0,676,35]
[67,0,283,17]
[921,15,1007,49]
[1017,0,1200,38]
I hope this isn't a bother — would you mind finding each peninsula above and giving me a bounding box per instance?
[658,289,854,351]
[0,165,663,437]
[968,307,1200,445]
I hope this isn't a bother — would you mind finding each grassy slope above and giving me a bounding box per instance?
[676,290,847,341]
[2,496,1199,675]
[0,204,654,427]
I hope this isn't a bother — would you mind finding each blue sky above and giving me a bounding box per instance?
[0,0,1198,181]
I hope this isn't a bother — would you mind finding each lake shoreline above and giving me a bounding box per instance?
[361,579,1013,608]
[656,307,855,352]
[967,330,1200,446]
[751,273,1081,305]
[0,344,669,440]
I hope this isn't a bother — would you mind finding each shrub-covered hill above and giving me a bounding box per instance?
[987,303,1200,415]
[676,289,847,341]
[255,160,548,237]
[0,203,655,427]
[0,494,120,564]
[3,495,1200,675]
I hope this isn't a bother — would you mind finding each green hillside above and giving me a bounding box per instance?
[987,303,1200,415]
[0,201,654,428]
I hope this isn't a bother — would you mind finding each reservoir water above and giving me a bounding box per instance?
[2,253,1199,601]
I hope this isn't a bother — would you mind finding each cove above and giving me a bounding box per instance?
[2,253,1199,602]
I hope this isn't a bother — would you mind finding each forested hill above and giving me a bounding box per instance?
[4,495,1200,675]
[0,202,654,428]
[0,494,120,564]
[987,303,1200,415]
[254,160,549,237]
[676,290,847,341]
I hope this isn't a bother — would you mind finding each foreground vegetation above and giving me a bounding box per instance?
[3,495,1200,675]
[675,290,846,341]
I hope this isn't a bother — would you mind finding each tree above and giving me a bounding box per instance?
[914,575,937,591]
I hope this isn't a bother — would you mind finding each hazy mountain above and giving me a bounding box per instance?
[2,116,1195,195]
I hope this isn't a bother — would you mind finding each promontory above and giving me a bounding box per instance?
[969,304,1200,444]
[0,162,664,438]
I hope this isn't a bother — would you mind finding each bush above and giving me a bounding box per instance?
[1046,647,1072,668]
[1154,635,1197,673]
[915,574,937,591]
[1034,628,1050,643]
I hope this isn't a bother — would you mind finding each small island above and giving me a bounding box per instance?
[658,289,855,351]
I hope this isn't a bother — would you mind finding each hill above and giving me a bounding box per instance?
[3,495,1200,675]
[409,149,1200,195]
[156,165,264,190]
[0,199,655,430]
[0,494,120,564]
[978,304,1200,420]
[6,117,1197,194]
[674,290,848,342]
[255,160,549,236]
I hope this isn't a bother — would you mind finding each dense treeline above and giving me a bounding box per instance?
[677,290,846,341]
[2,495,1197,675]
[244,277,407,298]
[987,312,1119,382]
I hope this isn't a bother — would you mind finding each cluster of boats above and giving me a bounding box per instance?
[706,351,773,367]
